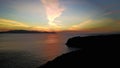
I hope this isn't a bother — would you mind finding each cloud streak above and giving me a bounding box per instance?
[0,18,30,31]
[0,19,29,27]
[0,18,55,32]
[41,0,64,28]
[103,10,120,16]
[69,18,120,33]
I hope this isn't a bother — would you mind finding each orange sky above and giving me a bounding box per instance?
[0,0,120,33]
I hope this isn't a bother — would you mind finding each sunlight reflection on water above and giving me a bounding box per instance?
[0,34,72,68]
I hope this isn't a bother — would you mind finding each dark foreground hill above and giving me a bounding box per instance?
[39,34,120,68]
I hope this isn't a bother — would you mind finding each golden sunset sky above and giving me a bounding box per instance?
[0,0,120,33]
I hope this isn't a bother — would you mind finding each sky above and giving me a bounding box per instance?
[0,0,120,33]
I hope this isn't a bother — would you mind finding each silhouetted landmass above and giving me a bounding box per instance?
[0,30,56,34]
[39,34,120,68]
[66,34,120,48]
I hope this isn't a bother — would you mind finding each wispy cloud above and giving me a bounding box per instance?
[0,18,29,27]
[29,26,52,31]
[69,18,120,32]
[41,0,64,28]
[0,18,30,31]
[99,3,120,17]
[103,10,120,16]
[0,18,60,32]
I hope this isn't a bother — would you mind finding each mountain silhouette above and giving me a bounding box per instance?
[0,30,56,34]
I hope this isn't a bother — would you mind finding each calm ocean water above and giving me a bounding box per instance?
[0,33,84,68]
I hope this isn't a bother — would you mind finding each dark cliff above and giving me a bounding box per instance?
[66,34,120,48]
[39,34,120,68]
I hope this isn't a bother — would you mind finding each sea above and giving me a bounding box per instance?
[0,33,86,68]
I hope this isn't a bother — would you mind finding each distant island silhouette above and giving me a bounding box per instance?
[39,34,120,68]
[0,30,56,34]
